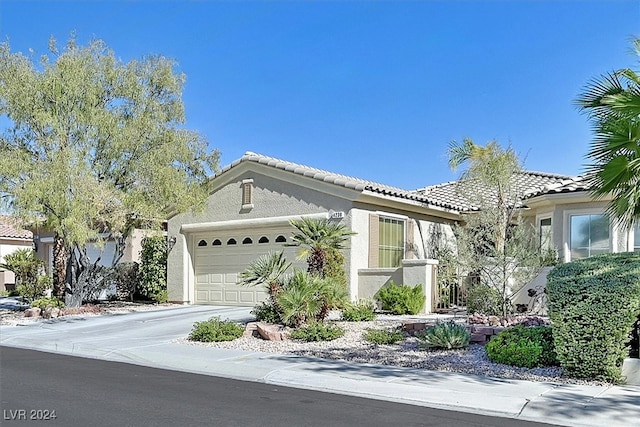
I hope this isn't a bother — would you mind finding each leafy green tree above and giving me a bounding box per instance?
[0,37,219,307]
[448,139,543,317]
[575,38,640,231]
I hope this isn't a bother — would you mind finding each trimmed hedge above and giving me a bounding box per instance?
[546,253,640,382]
[485,325,557,368]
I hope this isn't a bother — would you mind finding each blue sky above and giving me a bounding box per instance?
[1,1,638,190]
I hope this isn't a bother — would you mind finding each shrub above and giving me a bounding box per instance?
[342,300,376,322]
[466,284,502,316]
[153,289,169,303]
[546,253,640,382]
[138,236,167,300]
[290,322,345,342]
[32,297,65,310]
[109,262,139,301]
[363,328,405,345]
[417,321,471,350]
[485,325,557,368]
[277,271,324,327]
[16,275,51,302]
[188,317,244,342]
[375,281,425,315]
[251,301,282,324]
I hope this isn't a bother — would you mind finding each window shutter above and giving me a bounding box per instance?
[369,214,379,268]
[242,179,254,208]
[405,219,414,259]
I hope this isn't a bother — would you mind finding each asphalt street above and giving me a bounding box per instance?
[0,347,558,427]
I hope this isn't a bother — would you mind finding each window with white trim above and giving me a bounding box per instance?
[378,217,405,268]
[569,214,610,260]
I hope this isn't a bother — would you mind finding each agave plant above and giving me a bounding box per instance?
[417,321,471,350]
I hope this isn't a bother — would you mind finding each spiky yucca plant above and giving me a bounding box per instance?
[417,322,471,350]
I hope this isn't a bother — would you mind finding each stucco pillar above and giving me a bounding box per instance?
[402,259,439,314]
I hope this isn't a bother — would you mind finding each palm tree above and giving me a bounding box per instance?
[289,217,355,278]
[238,251,291,303]
[575,38,640,231]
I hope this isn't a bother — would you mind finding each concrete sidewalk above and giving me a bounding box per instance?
[1,305,638,427]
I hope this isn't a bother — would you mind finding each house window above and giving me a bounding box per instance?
[539,218,552,252]
[569,214,610,260]
[242,179,254,209]
[378,217,405,268]
[634,223,640,253]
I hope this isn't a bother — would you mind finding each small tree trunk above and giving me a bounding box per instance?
[53,233,67,298]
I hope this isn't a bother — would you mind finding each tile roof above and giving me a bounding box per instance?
[223,152,464,211]
[522,175,593,198]
[0,215,33,240]
[219,152,591,213]
[413,171,577,211]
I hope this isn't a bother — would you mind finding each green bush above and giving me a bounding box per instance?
[546,253,640,382]
[485,326,557,368]
[342,300,376,322]
[290,322,345,342]
[375,282,425,315]
[31,297,65,310]
[188,317,244,342]
[363,328,405,345]
[16,275,51,302]
[153,290,169,303]
[417,321,471,350]
[138,236,167,300]
[466,284,502,316]
[251,301,282,324]
[109,262,139,301]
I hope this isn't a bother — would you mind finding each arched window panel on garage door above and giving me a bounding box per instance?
[258,236,269,243]
[212,239,222,246]
[197,240,207,247]
[227,238,237,245]
[242,237,253,244]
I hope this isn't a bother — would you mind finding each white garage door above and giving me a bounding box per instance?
[193,227,305,306]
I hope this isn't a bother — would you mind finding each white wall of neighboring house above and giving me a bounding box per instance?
[0,239,33,290]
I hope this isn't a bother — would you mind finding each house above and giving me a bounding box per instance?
[167,152,640,311]
[0,215,34,291]
[32,227,151,272]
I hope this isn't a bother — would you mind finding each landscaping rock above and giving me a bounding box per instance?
[256,322,287,341]
[244,322,260,338]
[24,307,41,318]
[42,306,61,319]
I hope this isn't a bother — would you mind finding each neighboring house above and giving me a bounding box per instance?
[167,152,640,312]
[32,227,151,273]
[0,215,34,291]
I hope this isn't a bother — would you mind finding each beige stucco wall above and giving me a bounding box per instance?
[167,166,358,303]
